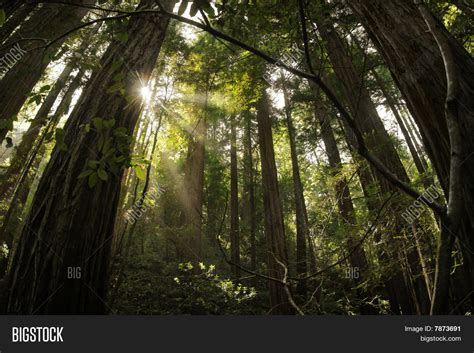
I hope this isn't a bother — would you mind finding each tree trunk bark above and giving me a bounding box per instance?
[1,0,173,314]
[230,114,240,279]
[281,78,308,296]
[0,63,74,203]
[182,92,207,263]
[0,0,93,143]
[347,3,474,303]
[0,69,85,277]
[256,87,293,314]
[370,68,430,179]
[242,112,257,278]
[314,14,431,314]
[2,0,23,18]
[0,3,36,45]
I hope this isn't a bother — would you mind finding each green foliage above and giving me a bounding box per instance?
[79,118,132,188]
[113,257,263,315]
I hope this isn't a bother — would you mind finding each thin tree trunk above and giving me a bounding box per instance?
[370,68,429,178]
[256,87,293,314]
[242,112,257,278]
[182,92,207,263]
[109,122,160,309]
[281,78,308,296]
[230,114,240,279]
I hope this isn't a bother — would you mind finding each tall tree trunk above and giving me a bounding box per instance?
[0,0,93,143]
[182,92,207,263]
[0,69,85,277]
[313,99,375,313]
[281,78,308,296]
[242,112,257,277]
[1,0,173,314]
[0,63,74,202]
[347,2,474,311]
[256,87,293,314]
[314,13,431,314]
[370,68,430,179]
[230,114,240,279]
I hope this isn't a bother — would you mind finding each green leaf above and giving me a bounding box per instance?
[113,127,128,136]
[88,172,98,188]
[189,3,198,17]
[81,61,100,71]
[102,137,113,154]
[28,95,42,106]
[97,134,105,150]
[97,168,108,181]
[104,119,116,129]
[115,155,126,163]
[201,1,214,16]
[135,166,145,180]
[87,160,100,169]
[58,142,68,152]
[92,117,104,130]
[177,0,188,15]
[39,85,51,93]
[78,169,94,179]
[55,128,64,138]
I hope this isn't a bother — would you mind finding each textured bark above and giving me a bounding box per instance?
[182,92,207,263]
[281,80,307,296]
[417,1,466,315]
[0,64,73,202]
[370,68,429,178]
[315,14,432,313]
[0,3,36,44]
[0,0,93,143]
[347,0,474,261]
[315,104,367,266]
[2,0,173,314]
[242,113,256,275]
[0,71,84,277]
[2,0,23,18]
[315,15,410,189]
[347,0,474,314]
[230,114,240,279]
[314,99,378,313]
[256,88,293,314]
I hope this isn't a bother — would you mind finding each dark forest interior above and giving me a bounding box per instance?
[0,0,473,315]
